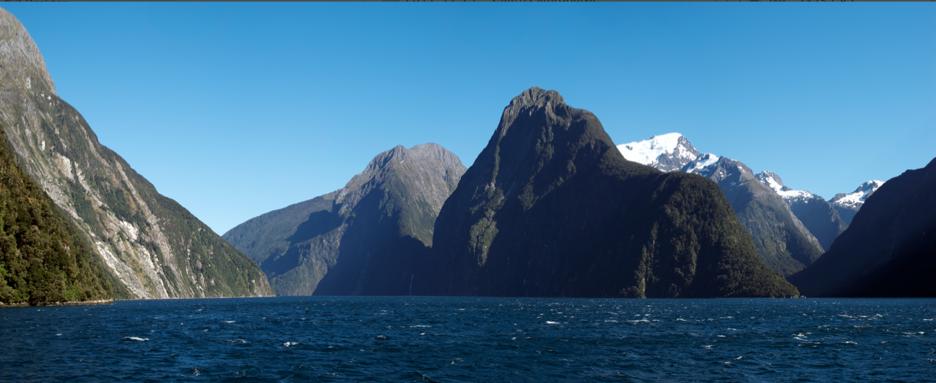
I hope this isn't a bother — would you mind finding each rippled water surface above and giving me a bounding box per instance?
[1,297,934,381]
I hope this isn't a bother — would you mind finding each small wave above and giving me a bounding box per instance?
[545,321,560,325]
[283,341,299,348]
[702,345,713,350]
[626,319,650,325]
[123,336,149,342]
[843,340,858,345]
[227,339,248,345]
[409,324,431,328]
[222,320,236,324]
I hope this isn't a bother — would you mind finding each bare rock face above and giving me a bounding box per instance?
[689,158,824,276]
[0,8,271,298]
[430,87,797,298]
[0,9,54,94]
[224,143,466,296]
[756,171,848,251]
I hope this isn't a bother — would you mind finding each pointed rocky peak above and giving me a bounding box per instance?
[681,152,720,174]
[0,8,55,93]
[358,143,463,176]
[494,87,580,139]
[617,132,702,172]
[756,171,784,187]
[689,156,752,181]
[507,86,566,111]
[405,143,464,166]
[361,144,407,173]
[859,179,885,191]
[338,143,466,207]
[831,179,885,209]
[756,171,817,201]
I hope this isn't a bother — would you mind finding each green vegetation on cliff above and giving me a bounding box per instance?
[0,129,117,305]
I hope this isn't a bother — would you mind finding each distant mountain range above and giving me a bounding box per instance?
[830,180,884,224]
[0,8,271,303]
[226,90,934,298]
[233,88,797,298]
[620,134,820,275]
[2,5,929,302]
[618,133,886,275]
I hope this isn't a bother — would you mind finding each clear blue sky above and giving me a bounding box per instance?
[5,3,935,234]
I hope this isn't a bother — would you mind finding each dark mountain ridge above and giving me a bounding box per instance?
[792,158,936,297]
[430,88,797,297]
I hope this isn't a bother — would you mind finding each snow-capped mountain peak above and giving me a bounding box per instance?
[755,171,816,201]
[831,180,885,209]
[682,152,721,174]
[617,132,700,172]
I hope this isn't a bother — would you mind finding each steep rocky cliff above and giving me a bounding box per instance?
[0,8,271,298]
[686,158,824,276]
[0,128,119,305]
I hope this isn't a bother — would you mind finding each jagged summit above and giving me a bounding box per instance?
[508,87,565,109]
[757,171,784,185]
[0,8,54,93]
[617,132,701,172]
[617,132,824,275]
[831,180,885,209]
[756,171,816,201]
[495,87,580,140]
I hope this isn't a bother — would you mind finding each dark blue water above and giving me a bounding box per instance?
[1,297,934,382]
